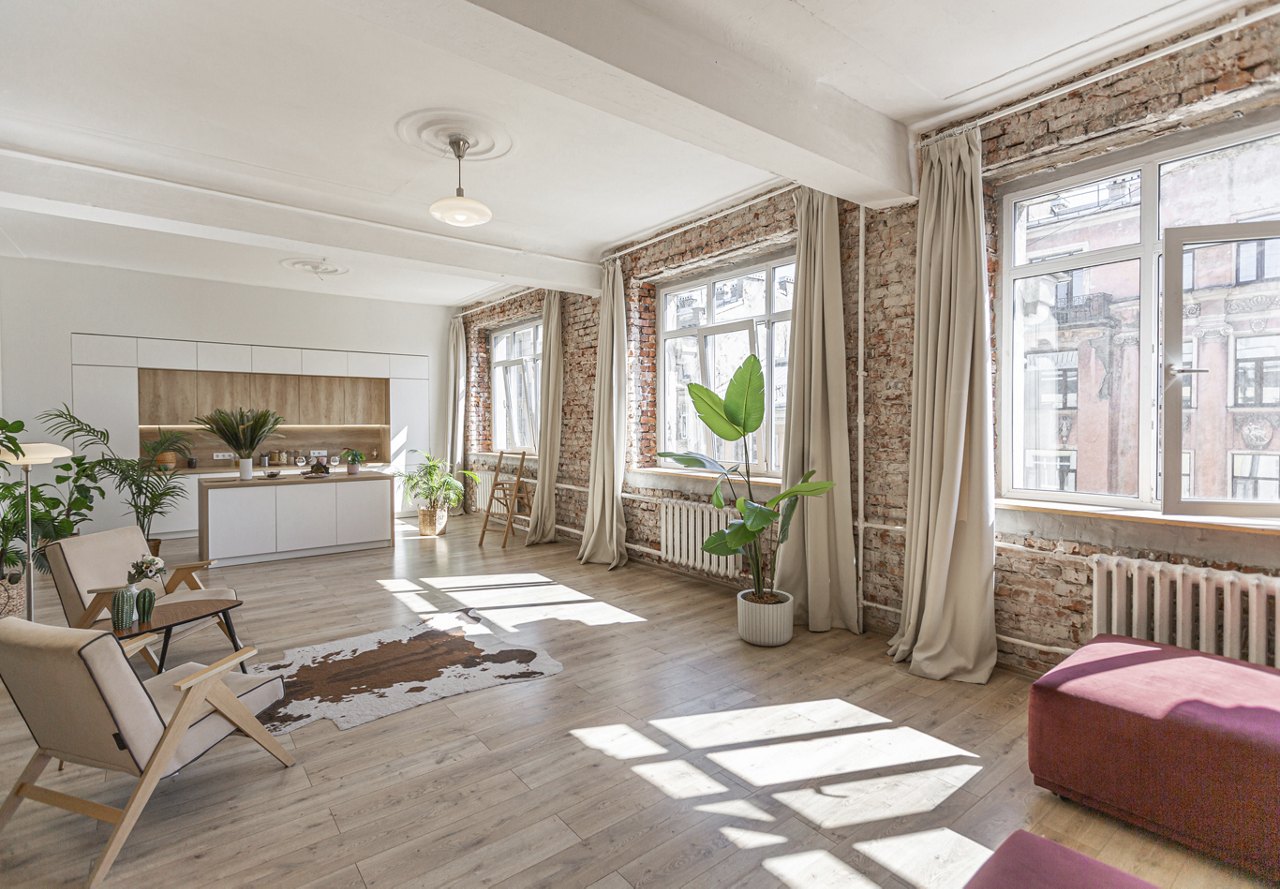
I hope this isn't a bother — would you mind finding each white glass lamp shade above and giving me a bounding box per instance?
[0,443,73,466]
[429,194,493,227]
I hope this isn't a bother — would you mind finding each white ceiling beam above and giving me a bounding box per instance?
[333,0,914,205]
[0,149,603,296]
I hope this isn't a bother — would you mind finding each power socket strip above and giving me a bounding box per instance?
[310,450,328,458]
[213,451,234,461]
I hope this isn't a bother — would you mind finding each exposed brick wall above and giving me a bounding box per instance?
[461,289,546,459]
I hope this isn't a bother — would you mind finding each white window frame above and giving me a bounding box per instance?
[1000,120,1280,515]
[657,255,794,475]
[489,319,542,454]
[1164,221,1280,516]
[1023,449,1078,493]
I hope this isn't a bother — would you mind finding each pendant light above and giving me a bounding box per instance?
[429,136,492,227]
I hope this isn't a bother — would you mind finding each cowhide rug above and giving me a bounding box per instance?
[254,611,562,733]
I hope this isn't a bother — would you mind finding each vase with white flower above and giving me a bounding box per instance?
[127,554,165,625]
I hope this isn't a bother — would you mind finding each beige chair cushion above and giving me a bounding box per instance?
[143,666,283,777]
[0,618,164,775]
[46,526,163,625]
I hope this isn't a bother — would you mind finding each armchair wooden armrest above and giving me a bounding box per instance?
[173,647,257,690]
[164,560,215,594]
[120,634,160,658]
[77,588,124,629]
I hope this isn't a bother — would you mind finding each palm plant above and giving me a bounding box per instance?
[192,407,283,458]
[39,406,192,540]
[397,452,477,509]
[659,355,833,602]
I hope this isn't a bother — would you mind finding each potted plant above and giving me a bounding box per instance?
[340,448,365,475]
[40,407,192,555]
[193,407,283,480]
[396,452,477,537]
[659,355,833,646]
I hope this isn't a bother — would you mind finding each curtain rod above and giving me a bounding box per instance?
[455,286,544,318]
[599,182,799,262]
[917,4,1280,148]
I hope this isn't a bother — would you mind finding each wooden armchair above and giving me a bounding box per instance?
[0,617,293,887]
[45,525,239,668]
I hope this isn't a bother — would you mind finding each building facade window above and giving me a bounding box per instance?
[1233,334,1280,407]
[1232,452,1280,501]
[659,257,794,473]
[1002,126,1280,516]
[490,320,542,453]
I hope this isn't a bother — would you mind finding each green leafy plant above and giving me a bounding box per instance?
[396,452,477,509]
[192,407,283,458]
[658,355,833,602]
[340,448,366,465]
[0,420,30,583]
[39,406,192,540]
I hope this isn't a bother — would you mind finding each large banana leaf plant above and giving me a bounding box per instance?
[658,354,832,601]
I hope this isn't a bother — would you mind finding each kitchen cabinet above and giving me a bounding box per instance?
[138,369,198,426]
[336,479,393,544]
[276,484,337,552]
[73,365,140,458]
[297,375,345,424]
[301,349,347,376]
[197,342,252,372]
[344,377,389,425]
[251,373,301,423]
[347,352,390,378]
[389,377,431,513]
[71,334,136,367]
[204,485,277,561]
[137,338,197,370]
[196,371,254,417]
[389,354,430,379]
[251,346,303,375]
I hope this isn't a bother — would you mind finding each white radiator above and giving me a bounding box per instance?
[1090,554,1280,667]
[475,470,496,511]
[660,500,742,580]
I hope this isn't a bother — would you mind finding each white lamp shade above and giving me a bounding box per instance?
[0,443,73,466]
[429,195,493,227]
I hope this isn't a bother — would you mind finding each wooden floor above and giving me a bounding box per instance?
[0,516,1268,888]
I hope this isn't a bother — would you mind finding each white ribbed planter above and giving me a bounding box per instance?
[737,589,794,646]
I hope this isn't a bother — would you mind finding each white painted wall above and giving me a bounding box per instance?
[0,257,454,529]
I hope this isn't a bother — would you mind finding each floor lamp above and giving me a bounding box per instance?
[0,443,73,621]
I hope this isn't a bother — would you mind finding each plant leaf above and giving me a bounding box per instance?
[687,384,744,442]
[723,354,765,434]
[776,495,802,548]
[657,451,730,475]
[702,519,759,556]
[766,470,835,509]
[710,480,724,510]
[739,499,780,532]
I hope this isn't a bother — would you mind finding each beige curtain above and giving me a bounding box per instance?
[445,314,469,512]
[774,187,859,632]
[578,261,629,568]
[888,129,997,683]
[527,293,562,543]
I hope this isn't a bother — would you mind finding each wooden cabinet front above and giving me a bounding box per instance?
[138,368,199,426]
[251,373,301,423]
[196,371,254,417]
[297,375,346,425]
[344,377,390,424]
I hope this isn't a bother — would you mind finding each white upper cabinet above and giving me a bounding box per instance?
[198,341,253,372]
[389,354,430,379]
[137,337,198,369]
[251,346,303,374]
[71,334,136,366]
[302,349,348,376]
[347,351,390,378]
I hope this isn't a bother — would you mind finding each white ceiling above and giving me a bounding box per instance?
[0,0,1248,305]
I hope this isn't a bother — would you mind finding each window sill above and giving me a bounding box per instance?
[630,466,783,488]
[996,497,1280,536]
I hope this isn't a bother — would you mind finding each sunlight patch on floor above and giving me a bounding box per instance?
[391,591,440,614]
[472,601,645,630]
[709,726,977,787]
[721,826,788,849]
[651,699,889,749]
[379,578,424,592]
[763,850,880,888]
[631,760,729,799]
[773,764,982,829]
[440,584,591,608]
[853,828,991,888]
[695,798,775,821]
[570,724,669,760]
[419,573,557,591]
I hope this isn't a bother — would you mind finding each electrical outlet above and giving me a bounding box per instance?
[213,451,234,461]
[310,450,328,458]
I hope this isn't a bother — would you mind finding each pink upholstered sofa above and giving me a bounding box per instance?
[1029,634,1280,880]
[964,830,1155,889]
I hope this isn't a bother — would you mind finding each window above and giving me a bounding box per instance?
[659,258,794,472]
[490,320,542,452]
[1233,335,1280,407]
[1002,127,1280,517]
[1235,239,1280,284]
[1024,450,1077,492]
[1232,453,1280,501]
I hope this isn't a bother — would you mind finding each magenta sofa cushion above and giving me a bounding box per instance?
[964,830,1155,889]
[1029,634,1280,880]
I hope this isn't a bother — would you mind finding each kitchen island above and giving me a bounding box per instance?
[198,470,394,565]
